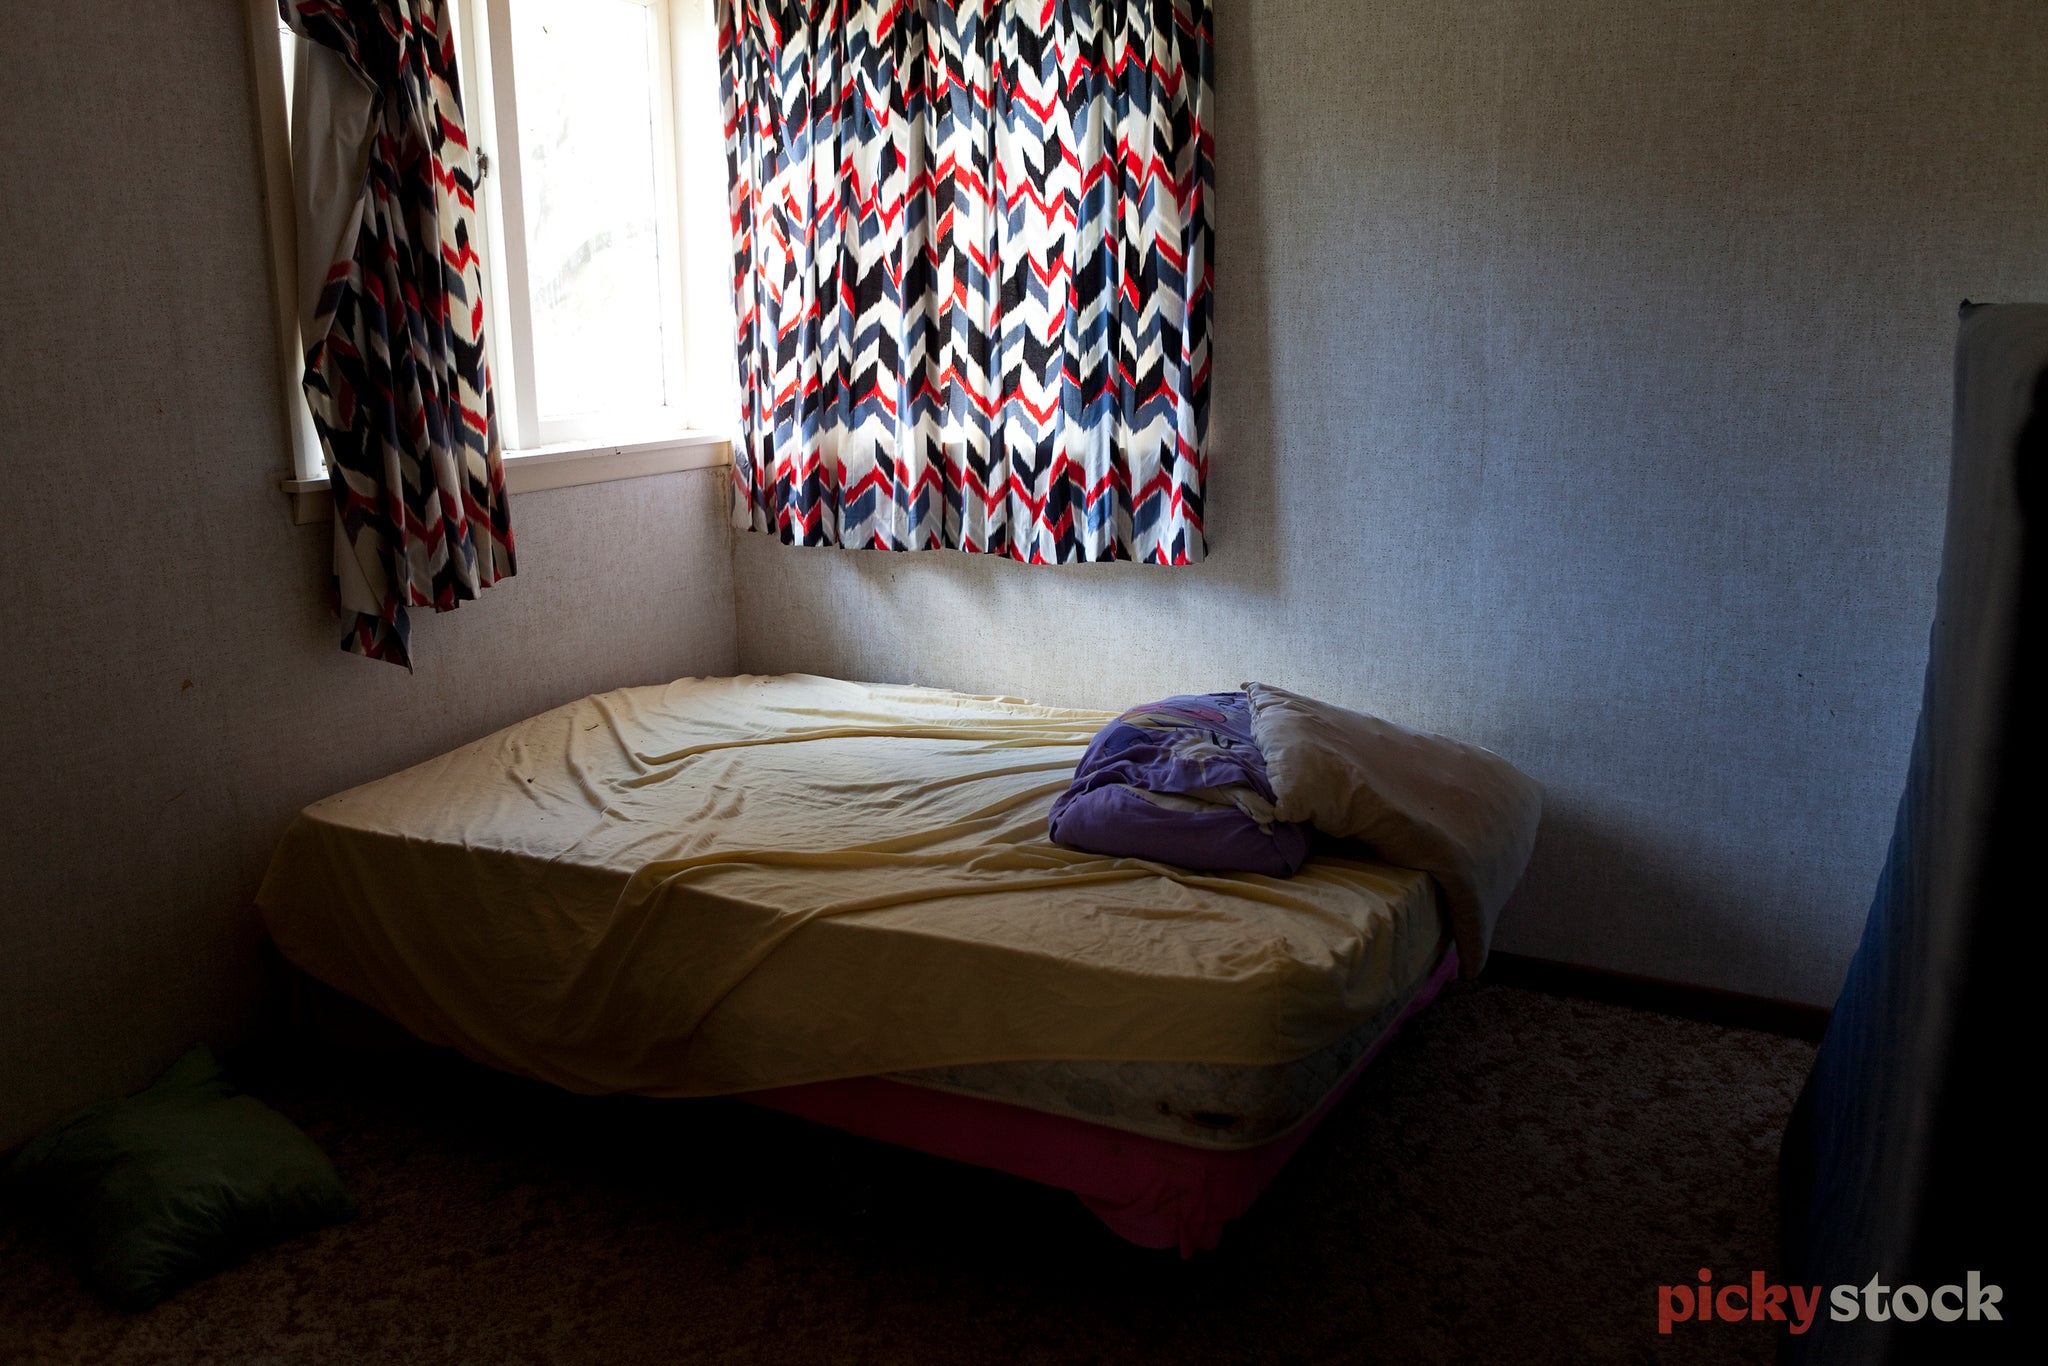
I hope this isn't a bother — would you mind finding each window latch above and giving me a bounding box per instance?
[475,149,492,187]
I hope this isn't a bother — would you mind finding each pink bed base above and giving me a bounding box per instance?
[741,948,1460,1255]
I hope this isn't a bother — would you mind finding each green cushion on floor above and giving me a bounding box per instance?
[5,1046,354,1310]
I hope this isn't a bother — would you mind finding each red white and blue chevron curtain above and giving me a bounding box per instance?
[717,0,1214,563]
[283,0,514,668]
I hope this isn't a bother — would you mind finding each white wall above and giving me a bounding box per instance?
[731,0,2048,1006]
[0,2,737,1147]
[2,0,2042,1149]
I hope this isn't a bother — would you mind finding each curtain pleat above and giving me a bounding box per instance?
[717,0,1214,564]
[284,0,513,668]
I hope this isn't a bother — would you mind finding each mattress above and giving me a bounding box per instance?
[748,948,1462,1254]
[257,675,1446,1099]
[885,935,1452,1150]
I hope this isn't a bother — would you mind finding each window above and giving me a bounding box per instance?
[479,0,688,445]
[249,0,736,508]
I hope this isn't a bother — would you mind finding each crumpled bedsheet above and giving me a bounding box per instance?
[257,675,1446,1097]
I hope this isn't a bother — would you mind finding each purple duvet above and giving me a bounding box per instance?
[1046,693,1310,877]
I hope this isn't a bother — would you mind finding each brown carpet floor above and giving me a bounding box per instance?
[1,982,1814,1365]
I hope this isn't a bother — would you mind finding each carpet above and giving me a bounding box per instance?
[0,981,1814,1364]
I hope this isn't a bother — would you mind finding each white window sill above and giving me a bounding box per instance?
[279,431,731,525]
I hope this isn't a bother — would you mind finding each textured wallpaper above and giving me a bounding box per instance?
[731,0,2048,1007]
[0,2,738,1147]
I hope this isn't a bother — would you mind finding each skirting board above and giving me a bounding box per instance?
[1482,952,1832,1042]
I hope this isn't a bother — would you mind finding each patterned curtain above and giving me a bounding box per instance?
[284,0,514,668]
[716,0,1214,564]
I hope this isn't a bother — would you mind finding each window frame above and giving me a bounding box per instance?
[246,0,734,514]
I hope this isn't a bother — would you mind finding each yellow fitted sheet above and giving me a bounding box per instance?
[256,675,1445,1097]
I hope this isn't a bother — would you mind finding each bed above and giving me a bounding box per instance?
[259,674,1521,1251]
